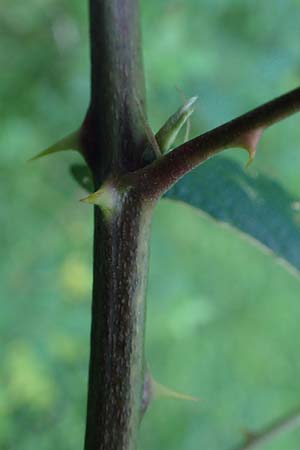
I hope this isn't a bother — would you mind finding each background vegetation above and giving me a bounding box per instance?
[1,1,300,449]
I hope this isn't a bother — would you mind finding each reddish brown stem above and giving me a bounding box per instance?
[137,87,300,199]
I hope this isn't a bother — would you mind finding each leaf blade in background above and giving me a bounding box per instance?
[70,164,94,193]
[164,155,300,272]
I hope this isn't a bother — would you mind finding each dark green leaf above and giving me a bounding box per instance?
[70,164,94,193]
[164,156,300,272]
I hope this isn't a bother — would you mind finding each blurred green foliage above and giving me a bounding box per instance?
[1,1,300,449]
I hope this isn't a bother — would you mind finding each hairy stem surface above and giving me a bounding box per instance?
[84,192,154,450]
[84,1,148,449]
[86,0,147,177]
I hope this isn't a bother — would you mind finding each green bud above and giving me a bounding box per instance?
[155,96,198,153]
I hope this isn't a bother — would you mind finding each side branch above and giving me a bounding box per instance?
[139,87,300,198]
[234,408,300,450]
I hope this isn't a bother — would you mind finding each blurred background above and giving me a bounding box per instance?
[1,1,300,449]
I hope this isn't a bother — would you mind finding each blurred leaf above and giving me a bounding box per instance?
[70,164,94,192]
[164,155,300,272]
[71,156,300,273]
[3,1,300,449]
[59,254,91,301]
[4,341,56,412]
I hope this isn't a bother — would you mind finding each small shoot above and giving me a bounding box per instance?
[139,94,198,163]
[155,96,198,154]
[175,86,192,143]
[183,107,191,144]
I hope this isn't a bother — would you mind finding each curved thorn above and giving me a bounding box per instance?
[80,182,121,221]
[232,127,264,168]
[29,129,81,161]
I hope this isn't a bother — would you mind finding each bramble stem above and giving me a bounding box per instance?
[85,0,147,179]
[84,2,300,449]
[84,1,149,450]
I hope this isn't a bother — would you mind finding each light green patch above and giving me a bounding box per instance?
[59,254,91,301]
[3,341,56,412]
[48,334,85,363]
[155,96,198,153]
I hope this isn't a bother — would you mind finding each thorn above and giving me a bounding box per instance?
[29,129,81,161]
[245,154,254,169]
[80,182,120,219]
[151,378,199,403]
[80,189,101,205]
[79,191,99,205]
[233,127,264,168]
